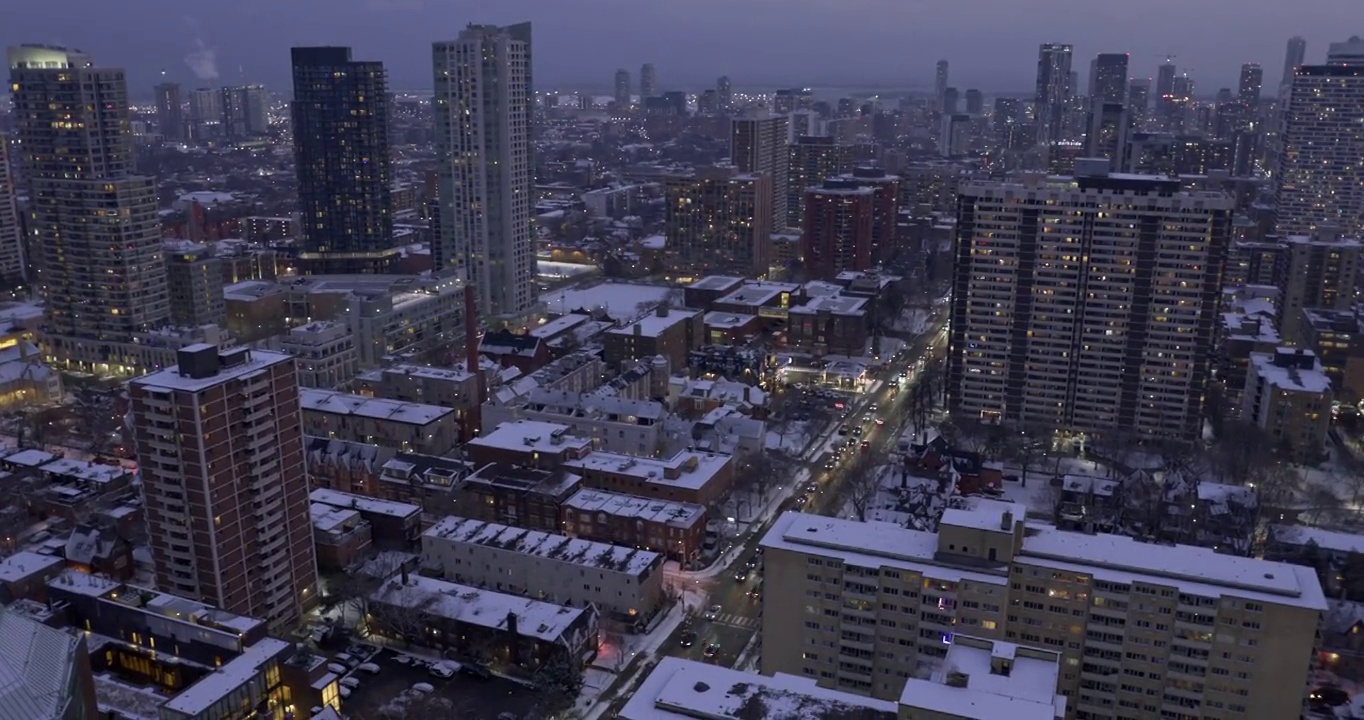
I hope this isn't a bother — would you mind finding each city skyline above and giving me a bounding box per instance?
[3,0,1359,94]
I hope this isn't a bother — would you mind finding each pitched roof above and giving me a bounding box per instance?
[0,605,81,720]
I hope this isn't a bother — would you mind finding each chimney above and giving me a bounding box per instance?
[400,564,409,585]
[655,305,668,318]
[1000,511,1013,531]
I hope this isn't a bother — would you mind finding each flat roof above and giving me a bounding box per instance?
[899,636,1063,720]
[300,388,453,426]
[939,498,1028,533]
[161,638,291,716]
[310,488,420,519]
[424,516,661,576]
[687,276,744,292]
[310,503,363,533]
[2,448,56,467]
[133,349,293,393]
[563,488,705,527]
[370,574,590,641]
[564,450,731,492]
[38,457,129,484]
[1272,524,1364,555]
[1020,525,1327,609]
[703,311,756,330]
[469,420,594,455]
[0,551,63,584]
[789,294,868,316]
[760,512,1008,587]
[529,313,591,340]
[620,656,897,720]
[606,308,700,339]
[1249,352,1332,393]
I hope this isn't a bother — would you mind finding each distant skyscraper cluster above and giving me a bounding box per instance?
[159,81,269,141]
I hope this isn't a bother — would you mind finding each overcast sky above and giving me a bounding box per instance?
[4,0,1359,96]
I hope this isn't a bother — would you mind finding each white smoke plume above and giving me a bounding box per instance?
[184,38,219,81]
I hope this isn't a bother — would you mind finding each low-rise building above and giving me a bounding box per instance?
[453,462,583,532]
[465,419,595,469]
[759,505,1325,716]
[0,604,99,720]
[299,388,459,455]
[303,436,394,496]
[368,573,599,667]
[621,656,897,720]
[309,488,422,550]
[561,488,707,567]
[564,449,735,506]
[898,635,1066,720]
[1241,347,1332,463]
[286,274,464,368]
[0,550,65,602]
[276,321,358,390]
[223,280,287,343]
[602,307,704,371]
[483,389,668,456]
[422,515,664,624]
[310,502,373,570]
[375,451,474,516]
[787,293,869,356]
[355,363,483,436]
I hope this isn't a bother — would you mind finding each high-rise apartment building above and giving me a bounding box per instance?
[613,68,631,107]
[941,87,960,115]
[934,59,949,112]
[1156,60,1178,120]
[947,165,1233,440]
[1238,63,1264,107]
[1275,228,1362,343]
[1085,101,1128,169]
[803,182,875,280]
[1128,78,1151,125]
[732,114,790,233]
[963,88,983,116]
[716,75,732,112]
[788,136,853,228]
[760,506,1325,717]
[1034,43,1073,145]
[164,242,226,328]
[664,166,772,276]
[1329,35,1364,65]
[0,134,23,284]
[1276,47,1364,237]
[640,63,657,97]
[222,84,269,138]
[187,86,222,140]
[130,345,319,630]
[291,46,393,274]
[1088,52,1129,104]
[8,45,170,373]
[1282,35,1308,87]
[155,81,184,140]
[433,23,536,319]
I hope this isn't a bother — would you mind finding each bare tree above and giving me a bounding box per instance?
[331,551,409,627]
[368,576,440,647]
[842,458,884,522]
[1209,421,1273,486]
[530,653,586,716]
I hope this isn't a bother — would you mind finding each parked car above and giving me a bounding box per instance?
[357,662,381,675]
[461,663,492,680]
[339,677,361,689]
[326,663,347,674]
[429,661,460,679]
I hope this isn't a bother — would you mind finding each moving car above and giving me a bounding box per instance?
[703,643,721,660]
[703,604,722,620]
[734,569,748,582]
[679,630,698,647]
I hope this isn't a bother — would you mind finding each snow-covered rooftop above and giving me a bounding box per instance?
[529,313,592,340]
[310,503,363,533]
[562,489,705,527]
[1271,524,1364,555]
[1248,351,1331,393]
[703,311,756,330]
[1021,525,1327,609]
[0,448,55,468]
[760,512,1007,587]
[38,457,129,484]
[564,450,732,492]
[299,388,453,425]
[789,294,867,316]
[899,635,1064,720]
[133,349,293,393]
[0,551,62,584]
[0,605,83,720]
[310,488,420,519]
[939,498,1028,534]
[424,516,661,577]
[469,419,593,454]
[620,656,897,720]
[370,574,590,641]
[687,276,744,292]
[606,308,701,338]
[161,638,291,716]
[542,282,675,318]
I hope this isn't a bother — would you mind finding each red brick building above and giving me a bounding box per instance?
[560,488,708,567]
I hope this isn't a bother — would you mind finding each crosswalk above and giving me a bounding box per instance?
[712,612,758,628]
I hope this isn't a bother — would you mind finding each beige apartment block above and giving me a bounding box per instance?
[760,501,1325,719]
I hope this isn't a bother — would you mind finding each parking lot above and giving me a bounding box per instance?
[327,646,544,720]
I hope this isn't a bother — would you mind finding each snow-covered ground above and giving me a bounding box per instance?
[541,282,674,320]
[764,420,813,455]
[894,308,933,335]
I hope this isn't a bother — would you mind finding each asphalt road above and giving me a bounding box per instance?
[654,310,950,669]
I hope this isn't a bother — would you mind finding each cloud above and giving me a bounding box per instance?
[184,36,219,81]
